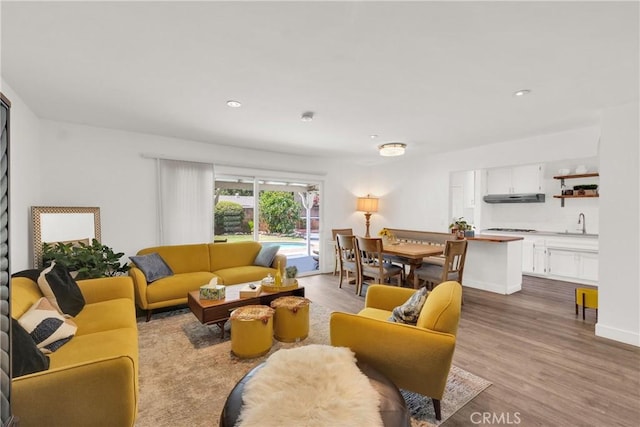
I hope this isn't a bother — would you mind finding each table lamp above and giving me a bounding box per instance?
[356,195,379,237]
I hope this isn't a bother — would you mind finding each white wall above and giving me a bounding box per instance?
[596,101,640,346]
[1,81,42,271]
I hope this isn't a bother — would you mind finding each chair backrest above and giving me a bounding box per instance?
[336,234,359,272]
[416,280,462,335]
[442,239,468,283]
[355,236,385,276]
[332,228,354,240]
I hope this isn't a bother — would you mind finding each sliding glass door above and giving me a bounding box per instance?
[214,175,320,275]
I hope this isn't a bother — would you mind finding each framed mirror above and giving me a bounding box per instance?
[31,206,101,268]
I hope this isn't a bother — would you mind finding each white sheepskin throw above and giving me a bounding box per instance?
[237,344,383,427]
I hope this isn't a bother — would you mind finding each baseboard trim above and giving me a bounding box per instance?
[595,323,640,347]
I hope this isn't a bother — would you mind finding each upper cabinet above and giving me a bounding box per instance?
[485,164,544,195]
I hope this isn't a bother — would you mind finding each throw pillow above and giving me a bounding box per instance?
[129,252,174,283]
[18,297,78,354]
[37,262,85,317]
[11,268,42,283]
[11,317,50,377]
[388,287,429,325]
[254,245,279,267]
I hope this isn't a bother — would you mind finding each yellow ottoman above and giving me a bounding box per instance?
[230,305,275,358]
[270,296,311,342]
[575,288,598,320]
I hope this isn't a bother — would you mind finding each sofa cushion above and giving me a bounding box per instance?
[37,262,85,317]
[47,327,138,370]
[11,317,50,377]
[73,298,137,336]
[209,241,262,271]
[357,307,393,322]
[146,271,217,304]
[388,287,429,325]
[137,244,210,274]
[18,297,77,353]
[215,266,277,286]
[129,252,174,283]
[254,245,279,267]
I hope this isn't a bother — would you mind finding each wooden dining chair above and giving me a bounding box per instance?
[415,239,468,291]
[332,228,354,276]
[355,236,403,296]
[335,234,361,291]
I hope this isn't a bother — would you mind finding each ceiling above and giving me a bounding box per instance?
[1,1,638,161]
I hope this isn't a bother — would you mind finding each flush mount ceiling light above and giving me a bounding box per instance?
[378,142,407,157]
[226,100,242,108]
[513,89,531,97]
[301,111,314,122]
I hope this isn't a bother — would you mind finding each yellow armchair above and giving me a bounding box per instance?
[330,281,462,420]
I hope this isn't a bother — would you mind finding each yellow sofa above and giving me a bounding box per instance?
[330,281,462,420]
[11,275,138,427]
[129,241,286,320]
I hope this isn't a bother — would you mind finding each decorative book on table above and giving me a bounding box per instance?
[239,284,262,299]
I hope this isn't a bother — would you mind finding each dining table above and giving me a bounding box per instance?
[382,241,444,288]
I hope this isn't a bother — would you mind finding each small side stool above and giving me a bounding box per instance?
[575,288,598,320]
[270,296,311,342]
[230,305,275,358]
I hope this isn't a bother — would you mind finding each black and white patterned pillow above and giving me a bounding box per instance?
[388,287,429,325]
[11,317,50,377]
[18,298,77,354]
[37,261,85,317]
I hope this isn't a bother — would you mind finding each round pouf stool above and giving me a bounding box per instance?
[230,305,275,358]
[270,296,311,342]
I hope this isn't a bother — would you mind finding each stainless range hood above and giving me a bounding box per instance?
[483,193,546,203]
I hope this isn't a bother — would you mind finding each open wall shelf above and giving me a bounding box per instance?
[553,173,599,207]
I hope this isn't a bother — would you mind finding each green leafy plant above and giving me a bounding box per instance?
[42,239,130,280]
[214,201,245,234]
[285,266,298,279]
[449,217,474,231]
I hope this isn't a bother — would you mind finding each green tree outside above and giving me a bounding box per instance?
[259,191,298,234]
[214,201,245,234]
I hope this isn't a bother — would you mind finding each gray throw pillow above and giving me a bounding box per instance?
[129,252,174,283]
[254,245,279,267]
[388,287,429,325]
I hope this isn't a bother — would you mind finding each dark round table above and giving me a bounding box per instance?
[219,360,410,427]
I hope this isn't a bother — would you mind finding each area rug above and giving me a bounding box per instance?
[135,304,490,427]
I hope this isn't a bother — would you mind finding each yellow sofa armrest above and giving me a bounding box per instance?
[128,266,150,310]
[364,284,418,311]
[77,276,134,304]
[12,355,138,427]
[330,311,456,399]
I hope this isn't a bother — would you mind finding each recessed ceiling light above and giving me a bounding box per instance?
[514,89,531,97]
[370,134,379,139]
[226,100,242,108]
[301,111,314,122]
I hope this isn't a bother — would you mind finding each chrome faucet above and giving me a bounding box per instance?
[578,213,586,234]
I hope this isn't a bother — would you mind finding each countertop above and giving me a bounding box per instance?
[466,235,524,242]
[480,229,598,238]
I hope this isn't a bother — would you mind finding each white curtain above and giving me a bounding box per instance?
[158,159,214,245]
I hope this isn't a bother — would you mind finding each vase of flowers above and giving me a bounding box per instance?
[378,228,395,244]
[284,266,298,286]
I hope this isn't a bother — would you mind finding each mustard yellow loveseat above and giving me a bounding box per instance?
[330,281,462,421]
[11,275,138,427]
[130,241,286,320]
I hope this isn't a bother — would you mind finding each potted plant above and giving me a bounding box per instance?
[449,217,474,239]
[285,265,298,286]
[378,228,396,243]
[42,238,130,280]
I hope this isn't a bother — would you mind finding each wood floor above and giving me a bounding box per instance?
[299,273,640,426]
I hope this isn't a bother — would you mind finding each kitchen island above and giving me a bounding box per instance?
[464,235,524,295]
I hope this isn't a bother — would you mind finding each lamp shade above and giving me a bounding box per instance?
[356,196,379,213]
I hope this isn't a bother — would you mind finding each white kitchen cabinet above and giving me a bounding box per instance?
[547,247,598,284]
[522,238,546,274]
[463,170,475,208]
[485,164,544,194]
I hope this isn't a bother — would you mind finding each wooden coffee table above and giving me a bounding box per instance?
[187,283,305,338]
